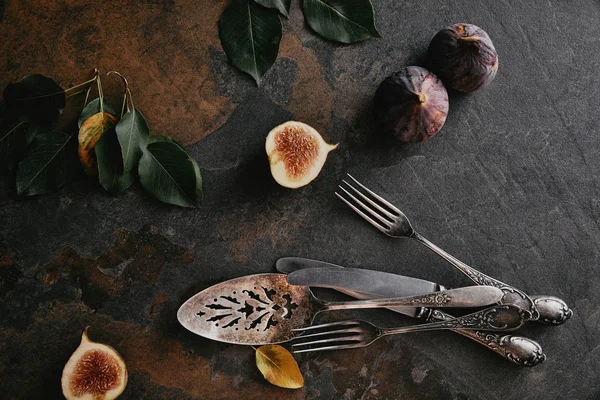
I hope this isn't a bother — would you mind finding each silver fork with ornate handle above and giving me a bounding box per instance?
[426,309,545,366]
[325,283,545,366]
[336,173,572,325]
[292,305,532,354]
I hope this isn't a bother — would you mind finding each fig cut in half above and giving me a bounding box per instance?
[61,328,127,400]
[266,121,338,189]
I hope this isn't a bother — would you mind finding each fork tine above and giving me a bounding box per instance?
[338,186,393,227]
[346,173,402,215]
[292,327,362,341]
[292,320,360,332]
[340,179,396,221]
[335,192,390,234]
[293,342,366,354]
[292,334,362,348]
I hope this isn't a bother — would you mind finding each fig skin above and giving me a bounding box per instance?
[428,23,498,92]
[374,66,449,143]
[61,327,128,400]
[266,121,338,189]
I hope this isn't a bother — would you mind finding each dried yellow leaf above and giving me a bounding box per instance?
[255,345,304,389]
[78,112,118,175]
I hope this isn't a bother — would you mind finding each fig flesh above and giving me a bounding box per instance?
[61,328,127,400]
[428,23,498,92]
[266,121,338,189]
[374,66,449,143]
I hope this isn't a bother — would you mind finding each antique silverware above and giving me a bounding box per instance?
[277,257,546,366]
[287,265,446,318]
[177,274,503,345]
[336,173,572,325]
[292,305,532,354]
[282,258,443,318]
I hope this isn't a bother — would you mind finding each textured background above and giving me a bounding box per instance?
[1,0,599,399]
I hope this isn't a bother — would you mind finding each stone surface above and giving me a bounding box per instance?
[1,0,600,399]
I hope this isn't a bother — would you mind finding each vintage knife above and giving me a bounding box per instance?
[276,257,546,367]
[285,262,444,318]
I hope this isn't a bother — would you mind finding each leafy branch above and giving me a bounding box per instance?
[219,0,380,84]
[0,72,203,208]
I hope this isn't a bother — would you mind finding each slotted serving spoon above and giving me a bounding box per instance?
[177,273,504,345]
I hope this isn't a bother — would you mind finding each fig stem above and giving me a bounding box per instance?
[459,36,481,44]
[107,71,134,115]
[81,69,99,106]
[81,326,91,343]
[64,70,99,95]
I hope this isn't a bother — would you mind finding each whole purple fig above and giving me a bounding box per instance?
[428,23,498,92]
[374,66,449,143]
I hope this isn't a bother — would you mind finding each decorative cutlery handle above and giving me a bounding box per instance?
[322,286,503,310]
[412,232,541,320]
[531,295,573,325]
[427,309,546,367]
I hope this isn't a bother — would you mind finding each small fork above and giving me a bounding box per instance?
[292,304,531,354]
[336,173,570,325]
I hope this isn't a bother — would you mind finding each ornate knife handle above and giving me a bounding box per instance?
[414,233,542,320]
[427,309,546,367]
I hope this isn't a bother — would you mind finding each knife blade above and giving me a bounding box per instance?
[277,257,444,318]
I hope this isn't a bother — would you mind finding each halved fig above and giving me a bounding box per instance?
[266,121,338,189]
[61,328,127,400]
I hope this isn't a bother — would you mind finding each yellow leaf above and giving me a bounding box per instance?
[255,345,304,389]
[78,112,118,175]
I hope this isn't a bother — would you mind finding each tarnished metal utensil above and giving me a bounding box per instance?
[276,257,547,367]
[177,273,504,345]
[336,174,572,325]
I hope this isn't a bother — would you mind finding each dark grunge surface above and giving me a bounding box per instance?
[1,1,599,399]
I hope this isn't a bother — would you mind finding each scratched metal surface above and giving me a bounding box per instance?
[1,1,599,399]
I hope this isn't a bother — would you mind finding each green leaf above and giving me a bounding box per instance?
[16,131,75,195]
[302,0,381,43]
[3,74,66,122]
[254,0,291,18]
[219,0,282,84]
[24,122,50,145]
[95,127,135,193]
[138,136,203,208]
[115,109,150,173]
[0,119,27,172]
[78,98,117,129]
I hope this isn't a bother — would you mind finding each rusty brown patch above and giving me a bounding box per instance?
[280,34,334,139]
[327,345,380,394]
[0,1,235,146]
[37,246,123,309]
[95,225,195,285]
[216,205,310,263]
[149,292,168,319]
[36,225,195,309]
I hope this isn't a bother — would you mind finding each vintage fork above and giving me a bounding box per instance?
[336,173,572,325]
[292,304,532,354]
